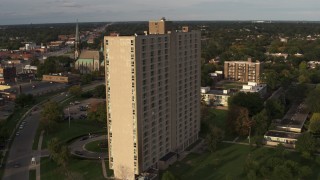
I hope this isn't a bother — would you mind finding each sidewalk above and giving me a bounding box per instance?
[36,130,44,180]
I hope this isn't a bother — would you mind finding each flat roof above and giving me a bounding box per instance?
[273,102,309,130]
[265,130,301,139]
[206,90,230,96]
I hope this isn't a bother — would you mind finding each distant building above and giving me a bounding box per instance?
[25,42,37,51]
[264,103,309,148]
[224,58,261,83]
[0,66,16,84]
[42,74,79,84]
[201,87,231,107]
[75,50,100,74]
[265,52,288,59]
[240,82,267,97]
[308,61,320,69]
[209,71,223,82]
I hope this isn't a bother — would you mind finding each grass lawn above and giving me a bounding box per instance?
[207,108,228,129]
[202,108,236,140]
[41,157,107,180]
[167,143,249,180]
[42,120,105,149]
[85,140,108,153]
[165,143,319,180]
[29,169,36,180]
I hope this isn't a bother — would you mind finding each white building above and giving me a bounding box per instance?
[201,87,231,107]
[240,82,267,96]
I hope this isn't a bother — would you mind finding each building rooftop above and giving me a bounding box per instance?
[273,102,309,130]
[265,130,301,139]
[79,50,99,61]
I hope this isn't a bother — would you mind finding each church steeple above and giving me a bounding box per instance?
[74,19,80,60]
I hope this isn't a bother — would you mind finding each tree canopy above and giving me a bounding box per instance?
[40,101,64,132]
[228,92,264,116]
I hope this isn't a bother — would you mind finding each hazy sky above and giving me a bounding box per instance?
[1,0,320,25]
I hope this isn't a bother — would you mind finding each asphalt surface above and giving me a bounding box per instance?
[2,109,41,180]
[69,135,108,159]
[2,81,104,180]
[6,81,67,96]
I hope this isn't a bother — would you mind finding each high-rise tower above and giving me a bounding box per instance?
[104,18,201,179]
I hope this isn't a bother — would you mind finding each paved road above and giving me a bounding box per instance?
[3,108,41,180]
[5,81,67,96]
[69,135,108,159]
[2,81,104,180]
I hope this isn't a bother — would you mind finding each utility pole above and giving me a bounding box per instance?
[248,126,251,144]
[68,106,71,128]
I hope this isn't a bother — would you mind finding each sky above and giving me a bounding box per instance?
[0,0,320,25]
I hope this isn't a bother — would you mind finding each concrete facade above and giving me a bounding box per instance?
[224,59,261,83]
[104,18,200,179]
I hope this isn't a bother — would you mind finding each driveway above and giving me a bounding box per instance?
[69,135,108,159]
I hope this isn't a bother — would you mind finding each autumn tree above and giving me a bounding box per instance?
[227,106,253,136]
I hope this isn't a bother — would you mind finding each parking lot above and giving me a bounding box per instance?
[63,98,105,120]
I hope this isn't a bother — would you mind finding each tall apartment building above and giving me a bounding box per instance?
[104,18,201,179]
[224,59,261,83]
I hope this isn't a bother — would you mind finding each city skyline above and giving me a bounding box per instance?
[1,0,320,25]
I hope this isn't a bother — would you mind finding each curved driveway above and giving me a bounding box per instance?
[69,135,108,159]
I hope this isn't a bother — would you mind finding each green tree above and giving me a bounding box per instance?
[93,84,106,98]
[68,85,82,97]
[205,126,224,152]
[252,109,269,136]
[15,93,35,108]
[47,138,70,168]
[262,70,279,90]
[228,92,263,116]
[87,102,106,123]
[40,101,63,132]
[201,63,216,87]
[30,58,40,66]
[306,88,320,112]
[161,171,176,180]
[295,132,317,156]
[81,74,93,85]
[265,99,285,119]
[308,113,320,134]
